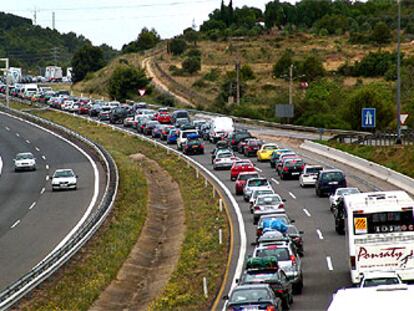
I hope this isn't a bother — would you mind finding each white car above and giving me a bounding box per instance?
[51,169,78,191]
[14,152,36,171]
[360,271,403,288]
[243,178,273,202]
[177,129,198,150]
[249,189,276,206]
[299,165,323,187]
[213,151,237,170]
[252,194,285,224]
[329,187,360,211]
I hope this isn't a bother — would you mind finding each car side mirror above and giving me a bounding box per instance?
[235,278,239,283]
[282,199,286,202]
[222,295,229,300]
[299,231,304,234]
[250,241,257,246]
[76,175,79,178]
[291,219,295,223]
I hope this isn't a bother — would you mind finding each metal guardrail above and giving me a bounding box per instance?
[0,104,119,310]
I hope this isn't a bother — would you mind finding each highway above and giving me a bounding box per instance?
[0,112,106,290]
[88,116,399,311]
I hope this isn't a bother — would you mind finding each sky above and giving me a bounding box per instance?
[2,0,297,50]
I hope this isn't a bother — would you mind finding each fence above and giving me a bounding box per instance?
[331,129,414,146]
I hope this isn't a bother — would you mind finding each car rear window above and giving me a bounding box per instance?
[256,247,290,261]
[218,152,232,158]
[248,179,268,187]
[238,173,259,181]
[306,167,322,174]
[321,172,345,182]
[243,272,276,283]
[231,289,271,302]
[182,131,197,138]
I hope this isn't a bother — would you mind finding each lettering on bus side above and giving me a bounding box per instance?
[357,246,414,267]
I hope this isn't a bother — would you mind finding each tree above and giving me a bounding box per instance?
[71,44,105,82]
[301,54,325,80]
[137,27,160,50]
[182,56,201,74]
[183,27,199,46]
[240,64,255,80]
[273,49,294,78]
[108,65,151,102]
[169,38,187,55]
[371,21,391,45]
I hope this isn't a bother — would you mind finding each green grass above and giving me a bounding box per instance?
[17,108,229,310]
[326,141,414,178]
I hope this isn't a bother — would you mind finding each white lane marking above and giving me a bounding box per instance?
[5,126,9,131]
[326,256,334,271]
[41,155,46,160]
[40,187,45,194]
[35,147,40,152]
[11,220,21,229]
[255,167,263,173]
[303,208,311,217]
[46,175,49,181]
[271,178,279,185]
[316,229,324,240]
[0,154,3,175]
[46,164,49,170]
[15,133,20,137]
[29,202,37,210]
[289,192,297,199]
[26,139,31,144]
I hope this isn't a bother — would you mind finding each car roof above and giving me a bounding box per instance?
[233,284,272,290]
[54,168,74,173]
[321,169,344,174]
[363,271,401,279]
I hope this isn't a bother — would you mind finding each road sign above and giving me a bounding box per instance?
[138,89,146,96]
[275,104,294,118]
[400,113,409,125]
[361,108,376,128]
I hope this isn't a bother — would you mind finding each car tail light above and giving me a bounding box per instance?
[279,203,285,209]
[283,167,289,172]
[301,164,305,170]
[254,206,261,211]
[350,256,356,270]
[257,228,263,236]
[276,289,284,294]
[232,139,235,144]
[290,255,297,265]
[266,306,276,311]
[248,146,253,151]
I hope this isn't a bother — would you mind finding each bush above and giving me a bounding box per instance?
[192,79,208,88]
[169,38,187,56]
[352,51,396,77]
[182,56,201,74]
[203,68,220,81]
[273,49,294,78]
[186,48,202,59]
[108,65,151,102]
[371,21,391,45]
[301,54,325,81]
[240,64,255,80]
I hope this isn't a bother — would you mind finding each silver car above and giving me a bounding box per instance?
[252,194,286,225]
[243,178,272,202]
[14,152,36,171]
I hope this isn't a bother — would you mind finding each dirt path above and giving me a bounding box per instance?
[90,154,185,311]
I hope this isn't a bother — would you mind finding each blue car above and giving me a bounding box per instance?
[167,129,178,144]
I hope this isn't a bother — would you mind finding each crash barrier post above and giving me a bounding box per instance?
[219,229,223,245]
[203,277,208,298]
[219,199,223,212]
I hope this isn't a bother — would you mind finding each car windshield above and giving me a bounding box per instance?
[182,132,197,138]
[243,272,276,283]
[306,167,322,174]
[16,153,33,160]
[322,172,344,182]
[230,289,271,302]
[264,145,277,150]
[248,179,268,187]
[286,226,299,235]
[168,130,177,135]
[363,278,400,287]
[253,190,274,199]
[257,196,281,205]
[238,173,259,181]
[54,170,74,178]
[256,247,290,261]
[236,161,251,167]
[338,188,359,195]
[188,139,202,145]
[218,152,232,158]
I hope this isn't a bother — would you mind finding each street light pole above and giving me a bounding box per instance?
[0,58,9,108]
[396,0,402,144]
[289,64,293,106]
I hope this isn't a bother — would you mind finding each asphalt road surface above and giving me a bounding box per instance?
[0,112,105,290]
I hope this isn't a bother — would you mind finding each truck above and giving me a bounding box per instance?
[209,116,234,143]
[7,67,22,83]
[328,284,414,310]
[45,66,63,82]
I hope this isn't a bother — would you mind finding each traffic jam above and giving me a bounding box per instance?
[3,86,414,310]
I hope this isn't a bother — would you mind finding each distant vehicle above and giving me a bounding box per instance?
[167,129,178,144]
[45,66,63,82]
[359,271,403,288]
[177,129,198,150]
[243,178,272,202]
[344,191,414,284]
[51,169,78,191]
[315,169,347,197]
[171,110,190,124]
[183,135,204,155]
[209,116,234,143]
[156,111,171,124]
[299,165,323,187]
[257,143,279,162]
[14,152,36,171]
[227,130,253,151]
[243,139,263,157]
[329,187,360,212]
[213,150,236,170]
[235,171,260,195]
[109,106,129,124]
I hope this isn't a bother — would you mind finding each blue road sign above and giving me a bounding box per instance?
[361,108,376,128]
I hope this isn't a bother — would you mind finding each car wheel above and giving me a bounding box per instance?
[280,174,284,180]
[316,189,321,197]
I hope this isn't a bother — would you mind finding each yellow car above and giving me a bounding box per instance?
[257,143,279,161]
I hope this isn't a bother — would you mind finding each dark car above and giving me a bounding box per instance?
[183,135,204,155]
[109,106,130,124]
[286,225,304,257]
[244,139,263,157]
[151,124,164,138]
[98,106,112,121]
[89,103,103,117]
[143,121,160,136]
[270,149,293,168]
[224,284,283,311]
[333,196,345,235]
[227,130,253,151]
[315,169,347,197]
[171,110,190,124]
[160,125,175,140]
[239,269,293,310]
[200,123,211,140]
[279,158,304,180]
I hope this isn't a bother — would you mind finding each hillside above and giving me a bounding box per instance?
[0,12,117,73]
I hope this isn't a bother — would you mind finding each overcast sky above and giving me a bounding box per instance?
[2,0,298,49]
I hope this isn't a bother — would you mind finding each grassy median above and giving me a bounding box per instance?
[16,107,229,310]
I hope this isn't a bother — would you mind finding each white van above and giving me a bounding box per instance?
[210,117,234,143]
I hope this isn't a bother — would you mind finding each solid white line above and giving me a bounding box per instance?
[289,192,297,199]
[316,229,324,240]
[5,126,9,131]
[35,147,40,152]
[46,164,49,170]
[271,178,279,185]
[255,167,263,173]
[303,208,311,217]
[40,187,45,194]
[41,155,46,160]
[326,256,334,271]
[29,202,36,210]
[46,175,49,181]
[11,220,21,229]
[26,139,30,144]
[15,133,20,137]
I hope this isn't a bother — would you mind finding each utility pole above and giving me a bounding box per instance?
[289,64,293,106]
[52,11,55,30]
[235,61,240,105]
[0,58,10,108]
[396,0,402,144]
[52,47,58,66]
[33,7,37,25]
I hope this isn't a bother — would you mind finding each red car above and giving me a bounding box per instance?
[230,159,255,181]
[78,103,91,115]
[235,171,260,195]
[157,111,172,124]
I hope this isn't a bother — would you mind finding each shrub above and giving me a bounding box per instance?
[301,54,325,81]
[182,56,201,74]
[156,93,175,107]
[169,38,187,56]
[203,68,220,81]
[186,48,202,59]
[192,79,208,88]
[273,49,294,78]
[240,64,255,80]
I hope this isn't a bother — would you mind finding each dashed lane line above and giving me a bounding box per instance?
[316,229,324,240]
[303,208,311,217]
[35,147,40,152]
[40,187,45,194]
[5,126,9,131]
[15,133,20,137]
[25,139,30,144]
[46,175,49,181]
[326,256,334,271]
[41,155,46,160]
[271,178,279,185]
[255,167,263,173]
[29,202,36,210]
[11,220,21,229]
[289,192,297,199]
[46,164,49,170]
